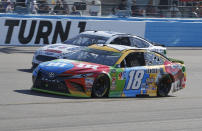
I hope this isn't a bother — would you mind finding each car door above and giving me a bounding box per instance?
[109,51,146,97]
[116,51,165,97]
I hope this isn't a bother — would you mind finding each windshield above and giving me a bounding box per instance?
[63,48,121,66]
[63,34,109,46]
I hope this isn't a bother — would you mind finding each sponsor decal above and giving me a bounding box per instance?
[111,77,116,90]
[141,83,146,91]
[164,61,181,75]
[172,79,182,92]
[85,77,94,88]
[126,70,145,90]
[146,68,160,74]
[118,72,123,80]
[41,61,74,74]
[110,69,116,77]
[146,77,155,84]
[77,63,99,70]
[46,62,68,67]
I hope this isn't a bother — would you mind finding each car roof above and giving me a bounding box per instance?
[81,31,129,38]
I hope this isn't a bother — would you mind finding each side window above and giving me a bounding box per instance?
[140,39,150,48]
[110,37,131,46]
[96,39,106,44]
[130,37,149,48]
[144,52,164,66]
[120,52,146,68]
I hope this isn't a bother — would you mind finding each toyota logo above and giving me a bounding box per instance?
[48,72,55,78]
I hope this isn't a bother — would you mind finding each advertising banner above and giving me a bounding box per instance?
[0,17,146,46]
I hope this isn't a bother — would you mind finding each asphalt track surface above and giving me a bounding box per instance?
[0,46,202,131]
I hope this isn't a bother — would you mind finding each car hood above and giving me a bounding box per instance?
[40,44,82,54]
[36,59,110,76]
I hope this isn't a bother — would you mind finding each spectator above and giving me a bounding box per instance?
[54,0,65,15]
[131,0,141,16]
[49,7,56,15]
[158,0,169,17]
[15,0,26,7]
[169,0,181,17]
[0,0,6,13]
[30,0,39,14]
[196,2,202,17]
[61,0,69,14]
[5,0,13,13]
[118,0,127,10]
[146,0,157,17]
[192,2,200,17]
[38,0,49,14]
[89,0,99,16]
[70,5,81,15]
[110,7,117,16]
[0,4,4,13]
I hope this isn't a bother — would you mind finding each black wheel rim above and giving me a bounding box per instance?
[93,77,108,97]
[158,78,171,97]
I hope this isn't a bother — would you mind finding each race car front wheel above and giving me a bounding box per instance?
[157,75,172,97]
[91,74,110,98]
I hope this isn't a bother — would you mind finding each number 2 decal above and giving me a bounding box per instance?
[126,70,144,90]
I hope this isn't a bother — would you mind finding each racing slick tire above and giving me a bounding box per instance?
[157,75,172,97]
[91,74,110,98]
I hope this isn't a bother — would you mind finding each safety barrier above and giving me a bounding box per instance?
[0,14,202,47]
[145,21,202,47]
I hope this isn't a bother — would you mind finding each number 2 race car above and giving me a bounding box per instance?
[32,31,166,69]
[32,44,185,98]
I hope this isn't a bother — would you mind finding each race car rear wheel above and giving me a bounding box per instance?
[157,75,172,97]
[91,74,110,98]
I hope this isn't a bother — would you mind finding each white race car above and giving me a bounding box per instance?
[32,31,166,69]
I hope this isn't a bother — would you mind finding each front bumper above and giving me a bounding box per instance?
[32,72,92,97]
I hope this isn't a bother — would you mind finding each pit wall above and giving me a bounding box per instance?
[0,14,202,47]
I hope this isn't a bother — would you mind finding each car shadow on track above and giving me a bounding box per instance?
[18,69,33,73]
[14,89,90,99]
[0,47,35,54]
[14,89,176,100]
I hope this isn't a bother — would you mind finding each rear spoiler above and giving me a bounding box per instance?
[168,58,184,64]
[151,42,165,47]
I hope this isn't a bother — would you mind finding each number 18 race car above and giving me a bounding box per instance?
[32,44,186,98]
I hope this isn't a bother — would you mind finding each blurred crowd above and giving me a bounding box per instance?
[0,0,101,16]
[111,0,202,18]
[0,0,202,18]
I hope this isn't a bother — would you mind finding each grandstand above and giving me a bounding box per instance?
[0,0,201,18]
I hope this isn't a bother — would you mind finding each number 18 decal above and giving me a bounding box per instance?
[126,70,144,90]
